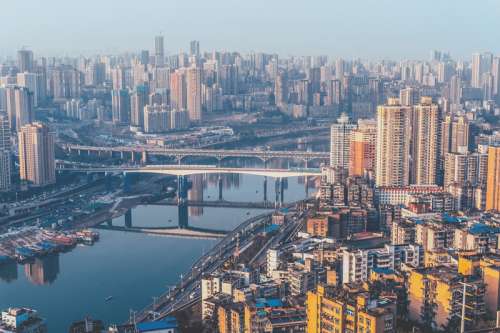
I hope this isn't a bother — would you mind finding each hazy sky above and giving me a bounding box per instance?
[1,0,499,60]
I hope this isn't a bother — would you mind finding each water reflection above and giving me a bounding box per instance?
[24,253,60,285]
[0,253,60,285]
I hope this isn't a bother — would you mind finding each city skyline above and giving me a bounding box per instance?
[1,0,500,59]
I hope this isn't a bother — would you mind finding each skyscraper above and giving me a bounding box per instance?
[412,97,441,185]
[130,85,149,128]
[0,114,11,191]
[186,67,202,122]
[349,119,376,177]
[18,122,55,186]
[486,146,500,211]
[155,35,165,67]
[330,113,356,169]
[274,72,288,108]
[111,89,131,125]
[471,53,482,88]
[441,115,469,156]
[375,98,412,187]
[190,40,200,57]
[5,86,34,131]
[17,72,39,107]
[17,49,34,73]
[170,69,187,110]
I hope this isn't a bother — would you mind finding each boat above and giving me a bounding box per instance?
[105,296,113,302]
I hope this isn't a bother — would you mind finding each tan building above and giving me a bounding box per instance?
[186,66,202,122]
[330,113,356,169]
[486,146,500,211]
[412,97,440,185]
[170,69,187,110]
[349,119,376,177]
[441,115,469,155]
[306,216,329,237]
[375,98,412,187]
[18,122,55,186]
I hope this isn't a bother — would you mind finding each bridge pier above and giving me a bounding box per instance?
[125,209,132,228]
[280,177,285,204]
[141,151,148,164]
[120,151,125,160]
[275,178,280,206]
[177,175,188,204]
[123,172,131,193]
[218,176,223,201]
[263,177,268,202]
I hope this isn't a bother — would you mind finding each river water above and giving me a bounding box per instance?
[0,170,317,332]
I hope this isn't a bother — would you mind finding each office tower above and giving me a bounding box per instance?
[349,119,376,177]
[84,62,106,86]
[449,75,462,104]
[155,35,165,67]
[111,89,131,125]
[308,67,321,93]
[130,85,149,128]
[441,115,469,156]
[330,113,356,169]
[16,72,39,107]
[6,86,34,131]
[375,98,412,187]
[186,67,202,122]
[170,69,187,110]
[190,40,200,57]
[399,87,418,106]
[471,53,482,88]
[18,122,55,186]
[140,50,150,65]
[17,49,34,73]
[274,72,288,107]
[486,146,500,211]
[0,114,11,191]
[412,97,441,185]
[324,79,341,106]
[143,104,171,133]
[218,64,238,95]
[132,63,148,88]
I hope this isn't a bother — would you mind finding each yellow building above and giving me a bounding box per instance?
[408,266,485,331]
[307,284,396,333]
[486,146,500,211]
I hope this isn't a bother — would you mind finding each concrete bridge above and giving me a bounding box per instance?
[95,224,227,240]
[61,144,329,165]
[56,164,322,178]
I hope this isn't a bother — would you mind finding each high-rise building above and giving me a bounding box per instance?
[155,35,165,67]
[324,79,341,106]
[143,104,171,133]
[186,67,202,122]
[375,98,412,187]
[5,86,34,131]
[0,114,11,191]
[18,122,55,186]
[170,69,187,110]
[189,40,200,57]
[330,113,356,169]
[412,97,441,185]
[441,115,469,155]
[471,53,482,88]
[399,87,419,106]
[444,151,488,188]
[349,119,376,177]
[17,49,34,73]
[130,85,149,128]
[16,72,39,107]
[111,89,131,125]
[492,57,500,98]
[486,146,500,211]
[218,64,238,95]
[449,75,462,104]
[274,72,288,107]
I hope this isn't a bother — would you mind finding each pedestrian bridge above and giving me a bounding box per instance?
[57,164,322,178]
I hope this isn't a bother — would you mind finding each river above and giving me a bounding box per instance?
[0,170,317,332]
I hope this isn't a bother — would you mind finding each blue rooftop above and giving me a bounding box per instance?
[469,223,500,235]
[372,267,395,275]
[255,298,283,308]
[136,318,178,332]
